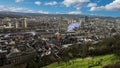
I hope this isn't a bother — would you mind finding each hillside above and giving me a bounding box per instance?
[43,54,119,68]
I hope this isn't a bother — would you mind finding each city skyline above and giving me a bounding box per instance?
[0,0,120,17]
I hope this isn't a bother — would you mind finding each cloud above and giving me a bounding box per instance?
[0,5,19,11]
[62,0,89,10]
[62,0,90,7]
[0,5,50,14]
[15,0,24,3]
[0,5,29,12]
[26,10,35,13]
[0,5,4,10]
[45,1,58,6]
[68,11,82,14]
[87,3,97,7]
[35,1,41,6]
[38,10,49,14]
[75,4,84,10]
[96,0,101,3]
[9,7,25,12]
[90,0,120,11]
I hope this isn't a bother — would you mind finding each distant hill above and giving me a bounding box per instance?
[0,11,87,18]
[0,11,24,18]
[0,11,119,19]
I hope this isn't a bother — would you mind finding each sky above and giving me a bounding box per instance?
[0,0,120,17]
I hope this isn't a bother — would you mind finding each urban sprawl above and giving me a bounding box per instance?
[0,16,120,67]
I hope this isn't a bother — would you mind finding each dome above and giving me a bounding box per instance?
[67,22,80,31]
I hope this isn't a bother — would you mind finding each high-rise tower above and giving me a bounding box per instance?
[21,18,27,28]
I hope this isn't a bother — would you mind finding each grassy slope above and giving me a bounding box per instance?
[43,54,119,68]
